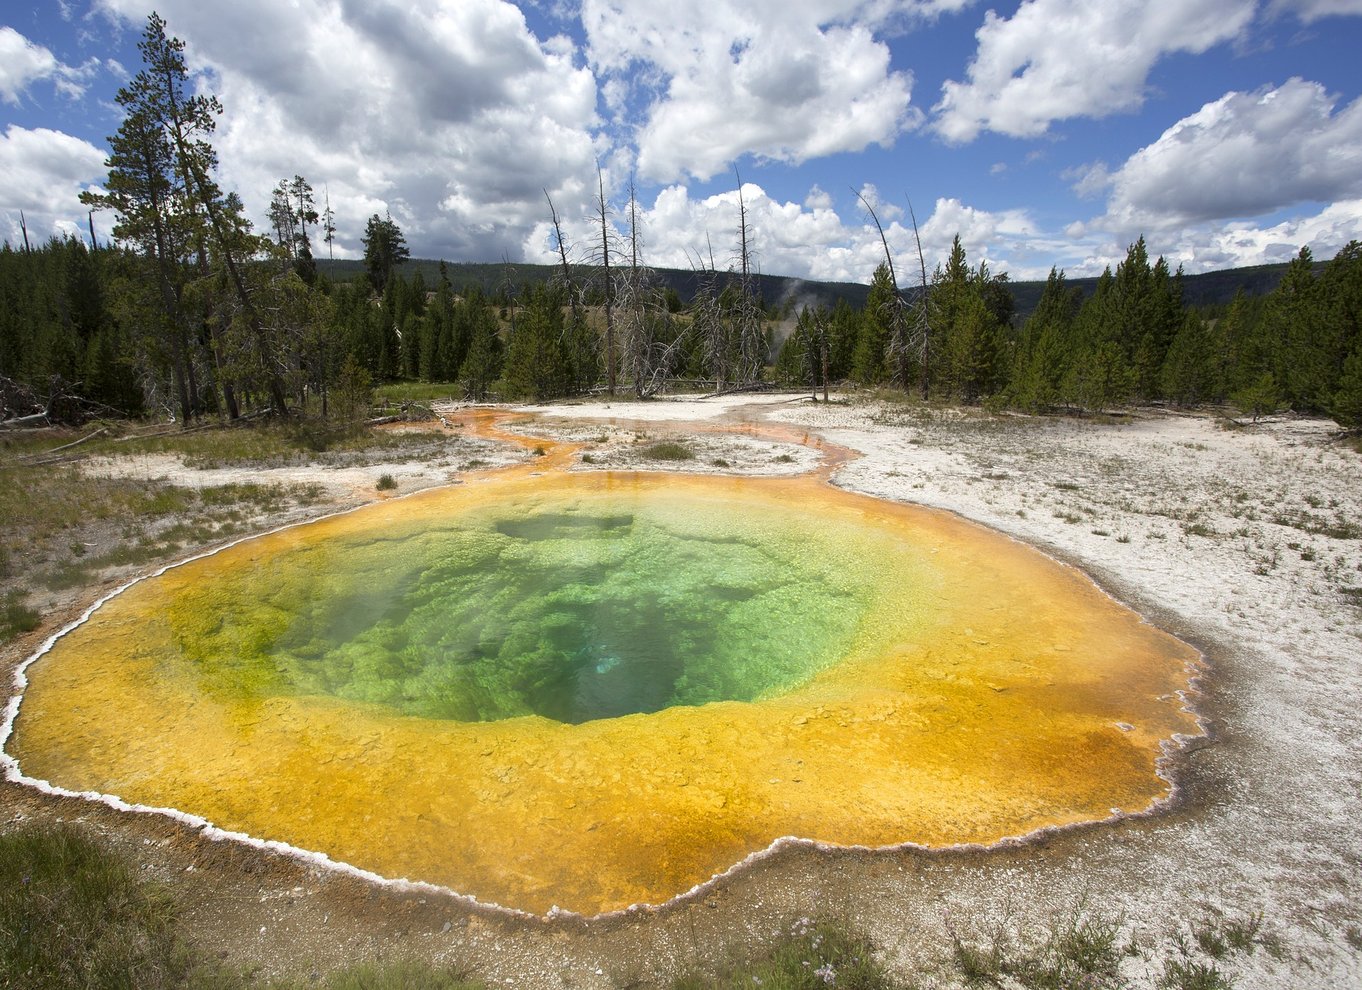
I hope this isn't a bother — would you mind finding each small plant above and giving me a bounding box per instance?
[0,591,42,643]
[671,917,894,989]
[0,825,207,988]
[580,453,597,464]
[376,473,398,491]
[773,453,795,463]
[949,908,1128,989]
[711,458,731,468]
[642,440,695,461]
[532,445,547,456]
[1159,957,1233,990]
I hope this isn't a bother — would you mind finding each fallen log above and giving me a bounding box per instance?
[26,427,109,459]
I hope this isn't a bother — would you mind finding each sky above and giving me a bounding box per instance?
[2,0,1362,284]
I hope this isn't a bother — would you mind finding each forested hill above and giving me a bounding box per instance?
[315,257,1313,317]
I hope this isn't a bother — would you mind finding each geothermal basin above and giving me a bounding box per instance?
[3,422,1203,918]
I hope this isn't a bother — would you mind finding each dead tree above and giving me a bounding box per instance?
[688,235,731,389]
[589,166,618,395]
[544,189,581,324]
[732,169,766,384]
[854,187,917,392]
[905,199,932,399]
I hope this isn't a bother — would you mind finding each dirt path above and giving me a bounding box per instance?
[3,397,1360,987]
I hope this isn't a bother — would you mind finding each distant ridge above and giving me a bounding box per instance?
[317,257,1307,320]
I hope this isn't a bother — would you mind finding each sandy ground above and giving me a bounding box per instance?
[3,394,1360,987]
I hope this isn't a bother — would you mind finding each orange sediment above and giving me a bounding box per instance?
[6,417,1202,917]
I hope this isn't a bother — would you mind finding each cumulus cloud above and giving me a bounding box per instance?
[521,180,1047,282]
[580,1,935,182]
[1095,78,1362,233]
[1065,200,1362,277]
[92,0,601,260]
[0,124,109,247]
[0,26,98,103]
[933,0,1257,142]
[1176,200,1362,268]
[1269,0,1362,20]
[0,28,59,104]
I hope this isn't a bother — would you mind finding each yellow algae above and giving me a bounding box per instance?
[6,467,1201,917]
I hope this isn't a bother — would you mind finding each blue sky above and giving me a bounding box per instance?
[3,0,1361,282]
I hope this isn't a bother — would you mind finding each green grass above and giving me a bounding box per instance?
[0,825,484,990]
[641,440,696,461]
[949,909,1129,989]
[1159,958,1234,990]
[307,961,483,990]
[373,381,464,405]
[0,590,41,643]
[376,473,398,491]
[671,917,895,989]
[0,824,225,990]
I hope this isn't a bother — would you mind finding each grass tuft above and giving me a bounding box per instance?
[318,960,483,989]
[0,824,214,989]
[642,441,695,461]
[671,917,894,989]
[1159,958,1234,990]
[0,591,41,643]
[376,473,398,491]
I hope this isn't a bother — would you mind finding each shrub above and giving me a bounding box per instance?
[641,441,695,461]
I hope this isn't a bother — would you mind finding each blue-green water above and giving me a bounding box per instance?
[163,490,889,724]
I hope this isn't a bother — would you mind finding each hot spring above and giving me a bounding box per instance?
[4,443,1202,917]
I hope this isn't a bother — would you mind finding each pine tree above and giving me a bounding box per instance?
[1267,247,1326,411]
[852,263,896,385]
[503,285,569,400]
[459,298,503,401]
[1010,267,1077,412]
[362,213,409,294]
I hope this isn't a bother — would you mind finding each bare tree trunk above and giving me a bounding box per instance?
[594,167,617,396]
[906,199,932,400]
[544,189,580,323]
[855,187,913,391]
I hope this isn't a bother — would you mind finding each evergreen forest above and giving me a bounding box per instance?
[2,14,1360,431]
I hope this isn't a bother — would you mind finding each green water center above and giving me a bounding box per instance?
[166,488,883,724]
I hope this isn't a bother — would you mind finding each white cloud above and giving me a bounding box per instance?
[91,0,601,260]
[580,1,935,182]
[933,0,1256,142]
[0,27,60,103]
[1066,200,1362,276]
[0,125,109,247]
[804,185,835,210]
[1175,200,1362,269]
[1096,78,1362,233]
[0,27,101,104]
[1269,0,1362,21]
[521,180,1048,282]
